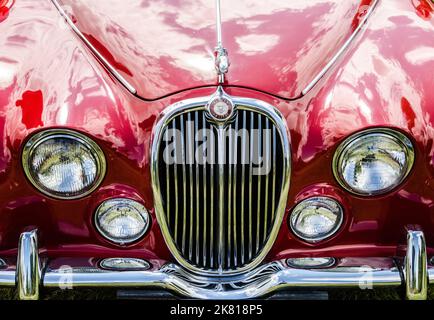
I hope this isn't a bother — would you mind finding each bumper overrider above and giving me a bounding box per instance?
[0,229,432,300]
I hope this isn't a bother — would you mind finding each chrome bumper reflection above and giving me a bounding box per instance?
[0,229,432,300]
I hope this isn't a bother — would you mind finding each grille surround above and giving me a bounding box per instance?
[151,93,291,276]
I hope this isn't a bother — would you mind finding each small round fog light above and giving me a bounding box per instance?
[100,258,151,271]
[289,197,343,243]
[95,198,150,245]
[287,257,336,269]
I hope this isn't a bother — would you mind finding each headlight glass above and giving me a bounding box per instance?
[95,198,150,245]
[100,258,151,271]
[333,129,414,196]
[289,197,343,243]
[287,257,336,269]
[22,129,106,199]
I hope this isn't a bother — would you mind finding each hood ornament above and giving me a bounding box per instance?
[214,0,230,83]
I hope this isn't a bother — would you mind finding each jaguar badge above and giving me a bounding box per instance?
[206,88,235,122]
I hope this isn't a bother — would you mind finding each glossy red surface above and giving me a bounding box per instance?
[0,0,434,265]
[56,0,376,100]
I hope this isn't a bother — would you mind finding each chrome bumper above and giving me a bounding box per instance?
[0,229,432,300]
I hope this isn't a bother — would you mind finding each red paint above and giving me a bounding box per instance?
[57,0,376,100]
[0,0,13,23]
[16,91,43,129]
[412,0,434,20]
[0,7,8,23]
[0,0,433,266]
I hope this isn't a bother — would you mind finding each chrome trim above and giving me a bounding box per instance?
[180,115,188,255]
[187,112,194,261]
[22,129,107,200]
[232,116,239,265]
[173,119,180,241]
[217,126,226,273]
[405,230,428,300]
[272,126,277,220]
[286,257,336,269]
[289,197,344,243]
[150,89,291,276]
[51,0,137,95]
[263,118,270,241]
[17,230,41,300]
[332,128,415,197]
[41,260,401,299]
[205,87,235,123]
[301,0,379,95]
[248,112,254,261]
[202,112,208,265]
[240,111,247,266]
[195,111,200,262]
[227,122,233,268]
[100,258,151,271]
[214,0,230,83]
[94,198,150,245]
[1,230,432,299]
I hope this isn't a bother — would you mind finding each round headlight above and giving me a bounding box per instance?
[333,129,414,196]
[95,198,150,245]
[289,197,343,243]
[22,129,106,199]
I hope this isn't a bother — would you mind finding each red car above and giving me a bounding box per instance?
[0,0,433,300]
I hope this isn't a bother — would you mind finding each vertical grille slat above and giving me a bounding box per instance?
[173,119,179,240]
[232,116,239,267]
[210,126,215,268]
[227,125,233,269]
[180,115,187,255]
[272,126,277,220]
[256,114,262,252]
[263,118,270,240]
[202,113,208,267]
[194,112,200,265]
[240,111,247,266]
[165,128,170,222]
[248,112,254,261]
[217,127,225,271]
[187,113,194,261]
[157,107,285,273]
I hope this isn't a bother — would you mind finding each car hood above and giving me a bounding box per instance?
[56,0,375,100]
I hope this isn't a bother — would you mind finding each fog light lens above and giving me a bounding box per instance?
[289,197,343,243]
[100,258,150,271]
[95,198,150,245]
[287,257,336,269]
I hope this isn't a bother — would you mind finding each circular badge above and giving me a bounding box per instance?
[208,96,234,121]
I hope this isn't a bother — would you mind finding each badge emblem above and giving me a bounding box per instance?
[206,88,235,122]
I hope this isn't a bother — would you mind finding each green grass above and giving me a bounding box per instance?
[0,287,433,300]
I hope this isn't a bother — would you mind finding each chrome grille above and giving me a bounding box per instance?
[152,97,289,275]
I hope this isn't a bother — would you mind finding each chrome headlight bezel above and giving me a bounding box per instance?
[22,129,106,200]
[332,128,415,196]
[289,197,344,243]
[94,198,151,245]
